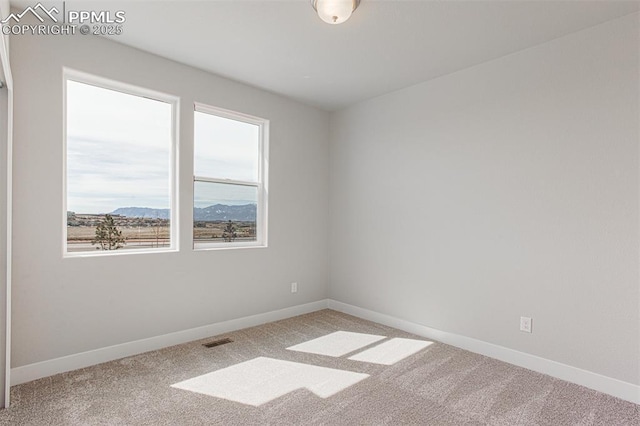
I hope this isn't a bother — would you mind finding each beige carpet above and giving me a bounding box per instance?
[0,309,637,425]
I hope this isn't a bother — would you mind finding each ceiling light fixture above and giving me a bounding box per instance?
[311,0,361,25]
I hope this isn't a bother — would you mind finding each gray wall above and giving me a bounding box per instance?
[10,32,329,367]
[0,0,10,406]
[0,67,7,407]
[329,13,639,385]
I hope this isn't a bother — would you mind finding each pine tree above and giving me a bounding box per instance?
[92,214,126,250]
[222,220,237,242]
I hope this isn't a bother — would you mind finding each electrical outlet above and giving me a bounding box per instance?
[520,316,532,333]
[291,282,298,293]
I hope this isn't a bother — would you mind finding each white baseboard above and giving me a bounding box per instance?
[11,300,329,386]
[327,299,640,405]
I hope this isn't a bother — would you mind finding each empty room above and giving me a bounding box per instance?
[0,0,638,424]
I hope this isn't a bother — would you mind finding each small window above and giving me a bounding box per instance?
[193,104,268,249]
[64,70,178,256]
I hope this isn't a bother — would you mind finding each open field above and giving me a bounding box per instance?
[67,220,256,252]
[193,221,256,241]
[67,225,170,252]
[67,225,170,241]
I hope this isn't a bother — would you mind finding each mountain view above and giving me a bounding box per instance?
[111,204,257,222]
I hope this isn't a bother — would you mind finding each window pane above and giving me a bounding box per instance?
[194,111,259,181]
[66,80,173,253]
[193,181,258,245]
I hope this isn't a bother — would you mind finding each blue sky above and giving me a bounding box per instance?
[67,81,258,214]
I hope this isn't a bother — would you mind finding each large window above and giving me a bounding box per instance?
[193,104,268,249]
[64,70,178,255]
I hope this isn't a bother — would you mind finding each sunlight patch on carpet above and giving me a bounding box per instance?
[286,331,386,357]
[171,357,369,406]
[348,338,433,365]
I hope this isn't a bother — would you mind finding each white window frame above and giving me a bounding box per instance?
[193,103,269,250]
[62,68,180,257]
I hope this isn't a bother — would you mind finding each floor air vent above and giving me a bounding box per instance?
[203,338,233,348]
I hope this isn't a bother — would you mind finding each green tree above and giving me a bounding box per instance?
[92,214,126,250]
[222,220,237,242]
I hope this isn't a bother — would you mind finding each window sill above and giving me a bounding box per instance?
[193,242,267,251]
[64,247,178,259]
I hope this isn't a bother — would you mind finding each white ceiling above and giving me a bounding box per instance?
[12,0,640,110]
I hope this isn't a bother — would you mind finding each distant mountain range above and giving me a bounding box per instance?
[111,204,257,222]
